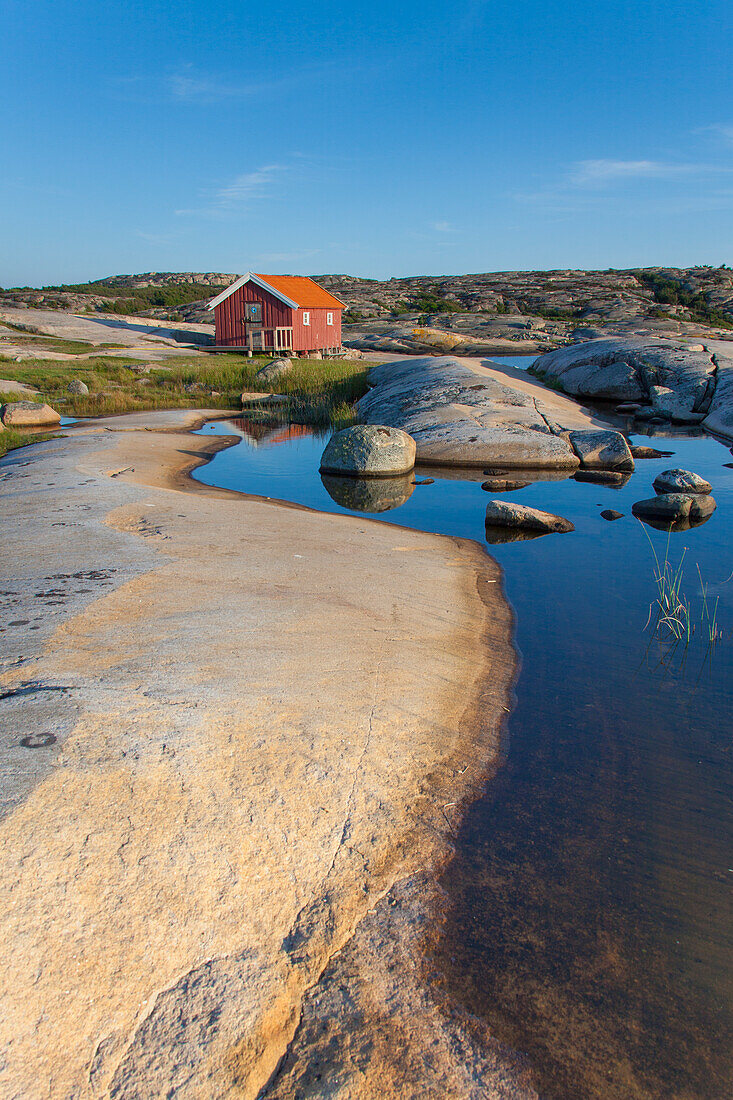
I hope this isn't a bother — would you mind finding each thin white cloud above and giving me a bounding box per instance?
[431,220,455,233]
[168,73,284,103]
[514,155,732,212]
[569,159,699,187]
[175,165,287,217]
[699,124,733,147]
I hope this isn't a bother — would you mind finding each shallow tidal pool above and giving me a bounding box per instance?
[195,405,733,1100]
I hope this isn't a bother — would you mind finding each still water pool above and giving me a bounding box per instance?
[194,409,733,1100]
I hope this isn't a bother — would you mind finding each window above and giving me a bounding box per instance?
[243,302,262,323]
[302,311,310,326]
[326,312,333,325]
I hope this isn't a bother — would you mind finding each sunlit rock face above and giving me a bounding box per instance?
[320,473,415,513]
[319,425,416,477]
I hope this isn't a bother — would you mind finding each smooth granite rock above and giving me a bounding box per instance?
[0,400,61,427]
[256,357,293,382]
[567,429,635,471]
[67,379,89,395]
[535,338,720,420]
[320,425,416,477]
[653,468,712,495]
[485,500,574,533]
[357,357,592,469]
[632,493,717,523]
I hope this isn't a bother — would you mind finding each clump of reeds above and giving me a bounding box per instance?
[641,524,722,645]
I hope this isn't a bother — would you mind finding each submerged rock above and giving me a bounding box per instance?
[653,468,712,495]
[601,509,624,521]
[321,473,414,512]
[320,425,416,477]
[0,400,61,428]
[574,469,630,486]
[632,493,717,524]
[481,476,531,492]
[567,429,635,472]
[630,445,674,459]
[485,500,574,534]
[256,357,292,382]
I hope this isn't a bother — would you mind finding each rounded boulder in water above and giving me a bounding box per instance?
[653,468,712,495]
[632,493,716,524]
[320,425,416,477]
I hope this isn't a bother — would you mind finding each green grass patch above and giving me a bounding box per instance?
[0,427,59,458]
[0,353,371,428]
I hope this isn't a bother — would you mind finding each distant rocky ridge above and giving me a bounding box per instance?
[2,268,726,332]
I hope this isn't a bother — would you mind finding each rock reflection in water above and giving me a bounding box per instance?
[636,512,714,533]
[320,473,415,513]
[484,526,548,544]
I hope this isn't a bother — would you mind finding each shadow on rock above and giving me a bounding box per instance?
[321,473,415,513]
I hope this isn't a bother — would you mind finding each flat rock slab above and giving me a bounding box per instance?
[358,357,614,469]
[485,499,574,533]
[0,412,518,1099]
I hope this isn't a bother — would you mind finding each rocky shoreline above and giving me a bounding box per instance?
[357,356,634,472]
[533,336,733,442]
[0,411,526,1098]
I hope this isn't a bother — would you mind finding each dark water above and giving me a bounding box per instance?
[194,409,733,1100]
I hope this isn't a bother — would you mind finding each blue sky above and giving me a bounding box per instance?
[2,0,732,285]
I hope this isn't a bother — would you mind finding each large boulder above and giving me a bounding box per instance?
[653,469,712,495]
[484,500,574,534]
[67,379,89,396]
[320,473,414,512]
[535,338,718,413]
[320,425,416,477]
[632,494,716,523]
[357,357,583,469]
[1,401,61,428]
[567,429,635,471]
[256,357,292,383]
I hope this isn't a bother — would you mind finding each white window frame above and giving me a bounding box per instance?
[302,311,310,326]
[326,312,333,325]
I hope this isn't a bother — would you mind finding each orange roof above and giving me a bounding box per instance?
[255,274,344,310]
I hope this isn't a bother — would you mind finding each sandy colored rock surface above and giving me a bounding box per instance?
[1,399,61,427]
[0,306,213,360]
[358,356,615,469]
[0,411,520,1098]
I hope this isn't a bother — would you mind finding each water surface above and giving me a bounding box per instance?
[194,409,733,1100]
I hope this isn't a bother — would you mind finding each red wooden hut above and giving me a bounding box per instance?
[207,272,344,356]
